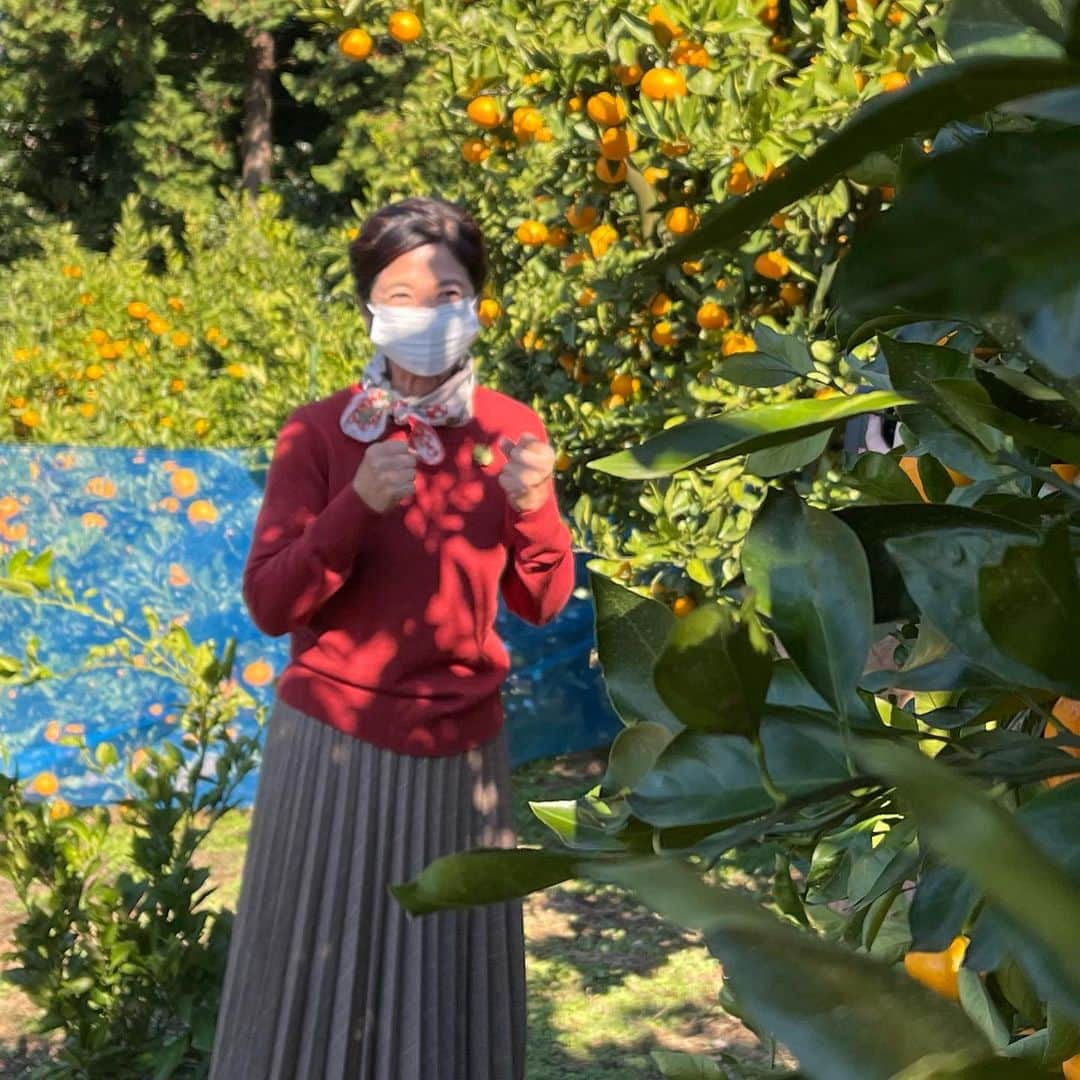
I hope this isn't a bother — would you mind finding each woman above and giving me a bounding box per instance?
[209,196,575,1080]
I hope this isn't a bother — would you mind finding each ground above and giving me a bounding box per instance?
[0,746,778,1079]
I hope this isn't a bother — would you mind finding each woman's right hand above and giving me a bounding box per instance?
[352,439,417,513]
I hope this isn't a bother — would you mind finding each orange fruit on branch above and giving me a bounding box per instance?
[666,206,699,234]
[754,250,790,279]
[727,161,753,194]
[641,67,687,101]
[515,220,549,245]
[721,331,756,356]
[566,204,598,232]
[461,138,490,163]
[388,11,422,42]
[595,158,627,183]
[588,223,618,258]
[648,3,686,45]
[696,302,730,330]
[1045,696,1080,788]
[599,126,636,160]
[649,292,672,316]
[903,936,967,1001]
[338,28,373,60]
[1050,463,1080,484]
[651,321,677,347]
[467,96,502,128]
[586,92,627,126]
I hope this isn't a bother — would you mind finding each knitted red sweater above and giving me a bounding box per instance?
[242,382,576,756]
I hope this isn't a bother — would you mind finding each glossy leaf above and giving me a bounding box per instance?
[719,351,810,388]
[653,603,773,737]
[833,128,1080,329]
[886,524,1080,694]
[978,524,1080,693]
[909,865,981,952]
[591,572,682,731]
[743,492,873,723]
[627,717,851,827]
[588,391,912,479]
[944,0,1070,59]
[745,429,833,479]
[599,720,677,797]
[855,739,1080,1017]
[390,848,580,915]
[838,504,1036,622]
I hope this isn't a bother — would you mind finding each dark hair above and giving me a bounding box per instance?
[347,196,487,303]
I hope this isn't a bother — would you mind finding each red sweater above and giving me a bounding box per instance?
[242,382,576,757]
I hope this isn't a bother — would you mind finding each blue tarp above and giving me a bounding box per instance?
[0,443,622,806]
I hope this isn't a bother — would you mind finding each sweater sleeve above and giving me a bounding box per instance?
[242,406,380,637]
[499,417,576,626]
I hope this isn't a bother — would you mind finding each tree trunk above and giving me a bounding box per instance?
[241,29,274,203]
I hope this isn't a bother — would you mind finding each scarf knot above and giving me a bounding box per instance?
[340,354,475,465]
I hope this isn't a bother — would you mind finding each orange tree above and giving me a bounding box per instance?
[291,0,940,604]
[387,5,1080,1078]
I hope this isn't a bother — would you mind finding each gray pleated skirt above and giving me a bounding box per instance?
[208,695,526,1080]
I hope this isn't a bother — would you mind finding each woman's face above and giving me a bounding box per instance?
[363,241,473,326]
[362,241,475,395]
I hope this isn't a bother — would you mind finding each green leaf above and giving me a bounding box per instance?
[746,429,833,478]
[837,504,1035,623]
[651,1049,727,1077]
[844,452,925,503]
[591,572,683,731]
[978,524,1080,694]
[883,524,1080,693]
[599,721,677,796]
[958,968,1011,1050]
[95,742,119,769]
[627,717,851,827]
[833,128,1080,332]
[588,391,913,478]
[889,1055,1056,1077]
[909,866,981,951]
[743,492,873,723]
[582,856,992,1080]
[390,848,580,914]
[855,739,1080,1018]
[718,350,809,388]
[633,57,1080,272]
[653,604,773,737]
[528,799,628,851]
[881,338,1002,454]
[945,0,1071,59]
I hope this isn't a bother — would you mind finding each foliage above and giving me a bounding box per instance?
[288,0,946,602]
[0,547,266,1077]
[392,4,1080,1077]
[0,190,368,452]
[0,0,327,254]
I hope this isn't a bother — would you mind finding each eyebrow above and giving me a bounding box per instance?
[383,278,465,288]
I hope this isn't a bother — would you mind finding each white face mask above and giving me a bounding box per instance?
[365,297,482,377]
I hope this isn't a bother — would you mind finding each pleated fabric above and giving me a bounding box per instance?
[208,695,526,1080]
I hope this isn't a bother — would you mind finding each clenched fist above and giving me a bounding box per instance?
[498,432,555,513]
[352,438,417,513]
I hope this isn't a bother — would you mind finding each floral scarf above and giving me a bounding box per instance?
[339,352,475,465]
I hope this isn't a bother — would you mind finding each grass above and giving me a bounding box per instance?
[0,746,778,1079]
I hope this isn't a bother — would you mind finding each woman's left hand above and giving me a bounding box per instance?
[498,433,555,513]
